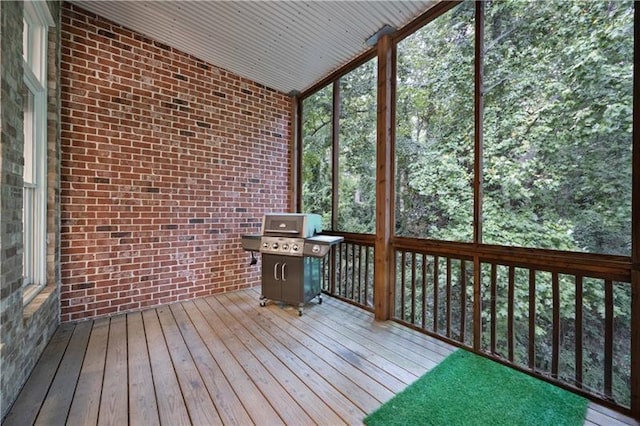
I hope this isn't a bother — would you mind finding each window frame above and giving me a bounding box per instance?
[299,53,378,235]
[22,0,53,304]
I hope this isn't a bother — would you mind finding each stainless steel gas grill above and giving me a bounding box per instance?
[241,213,343,316]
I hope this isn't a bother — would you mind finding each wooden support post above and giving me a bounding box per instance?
[374,33,395,321]
[472,1,484,351]
[331,81,340,230]
[631,3,639,420]
[632,271,640,420]
[290,95,300,212]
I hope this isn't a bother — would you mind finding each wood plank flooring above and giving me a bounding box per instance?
[4,288,638,425]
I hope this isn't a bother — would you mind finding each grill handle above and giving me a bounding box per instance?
[281,263,286,281]
[274,263,280,281]
[263,229,300,234]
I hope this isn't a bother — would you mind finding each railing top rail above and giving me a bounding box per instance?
[392,237,631,282]
[322,231,375,246]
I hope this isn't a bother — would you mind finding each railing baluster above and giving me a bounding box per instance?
[552,272,560,378]
[604,279,613,398]
[330,250,335,293]
[337,243,343,297]
[490,263,497,355]
[345,243,350,299]
[446,257,452,339]
[344,243,348,298]
[342,244,347,298]
[473,256,482,351]
[345,243,350,298]
[357,245,362,305]
[364,246,370,307]
[326,255,331,291]
[400,250,406,321]
[321,239,375,310]
[433,255,439,334]
[508,266,515,362]
[575,275,583,389]
[460,259,467,343]
[528,269,536,370]
[351,243,356,301]
[411,252,417,324]
[422,254,427,330]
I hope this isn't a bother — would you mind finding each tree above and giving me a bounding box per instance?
[302,85,333,229]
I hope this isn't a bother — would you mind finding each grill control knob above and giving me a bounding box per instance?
[282,243,289,251]
[272,242,279,249]
[262,242,269,249]
[292,244,299,251]
[312,245,321,254]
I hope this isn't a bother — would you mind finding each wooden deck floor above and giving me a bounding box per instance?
[4,288,638,425]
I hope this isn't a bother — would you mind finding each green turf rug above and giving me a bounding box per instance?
[364,349,588,426]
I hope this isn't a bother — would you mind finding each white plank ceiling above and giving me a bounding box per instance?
[69,1,436,95]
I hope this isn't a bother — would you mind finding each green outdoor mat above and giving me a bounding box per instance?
[365,349,587,426]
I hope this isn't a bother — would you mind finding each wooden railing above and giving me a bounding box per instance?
[392,237,633,413]
[394,251,473,344]
[321,233,375,311]
[318,233,634,413]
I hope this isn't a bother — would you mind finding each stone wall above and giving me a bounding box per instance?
[0,1,61,419]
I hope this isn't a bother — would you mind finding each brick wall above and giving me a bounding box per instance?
[59,4,291,322]
[1,1,61,419]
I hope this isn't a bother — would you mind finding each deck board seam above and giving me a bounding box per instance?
[218,292,359,424]
[189,298,288,425]
[199,296,316,424]
[138,312,162,425]
[157,306,223,425]
[232,290,402,398]
[302,300,433,384]
[169,302,255,425]
[67,319,104,425]
[176,301,268,425]
[180,299,281,425]
[207,295,342,424]
[229,290,386,413]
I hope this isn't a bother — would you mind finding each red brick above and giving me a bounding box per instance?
[60,3,291,321]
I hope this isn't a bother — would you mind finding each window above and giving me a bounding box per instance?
[337,59,377,234]
[395,2,475,241]
[22,1,53,303]
[301,59,377,234]
[482,0,633,255]
[301,85,333,229]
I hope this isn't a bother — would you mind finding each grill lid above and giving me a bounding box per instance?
[261,213,322,238]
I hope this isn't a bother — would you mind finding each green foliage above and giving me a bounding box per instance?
[302,1,632,253]
[338,59,377,234]
[302,86,333,229]
[392,0,633,256]
[481,0,633,255]
[396,1,475,241]
[301,60,378,233]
